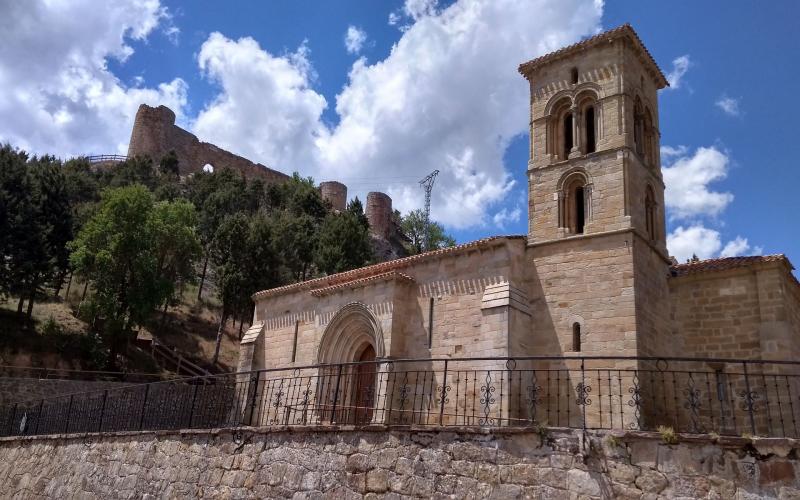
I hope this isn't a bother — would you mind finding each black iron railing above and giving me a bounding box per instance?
[3,356,800,438]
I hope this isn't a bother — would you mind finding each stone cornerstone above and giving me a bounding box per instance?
[2,427,800,499]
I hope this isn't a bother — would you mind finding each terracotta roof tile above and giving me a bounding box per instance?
[309,271,415,297]
[252,235,525,300]
[670,254,792,277]
[518,24,669,89]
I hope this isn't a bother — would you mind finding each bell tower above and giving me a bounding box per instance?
[519,25,673,358]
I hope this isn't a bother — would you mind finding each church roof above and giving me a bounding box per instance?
[518,23,669,89]
[670,254,796,282]
[252,235,526,300]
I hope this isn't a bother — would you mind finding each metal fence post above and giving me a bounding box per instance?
[439,360,448,426]
[581,358,587,431]
[743,362,757,435]
[331,364,343,424]
[98,390,108,433]
[34,399,44,435]
[247,373,261,426]
[64,395,74,434]
[187,383,199,429]
[139,384,150,431]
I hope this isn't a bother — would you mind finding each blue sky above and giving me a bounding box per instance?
[1,1,798,267]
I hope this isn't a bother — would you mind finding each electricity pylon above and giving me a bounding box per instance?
[418,169,439,251]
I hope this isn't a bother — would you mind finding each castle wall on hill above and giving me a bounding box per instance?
[127,104,290,184]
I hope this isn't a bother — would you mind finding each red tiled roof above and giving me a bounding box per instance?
[252,235,526,300]
[670,254,792,278]
[518,24,669,89]
[309,271,415,297]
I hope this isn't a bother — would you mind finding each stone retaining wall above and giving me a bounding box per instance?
[1,426,799,499]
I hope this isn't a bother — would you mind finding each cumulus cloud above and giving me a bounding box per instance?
[193,0,603,228]
[662,146,734,220]
[720,236,762,258]
[0,1,187,157]
[715,95,741,116]
[666,55,691,89]
[192,34,329,173]
[492,206,522,229]
[667,225,722,262]
[344,26,367,54]
[663,145,761,261]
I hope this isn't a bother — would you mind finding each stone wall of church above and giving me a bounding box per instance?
[668,263,800,361]
[249,239,528,372]
[3,426,800,499]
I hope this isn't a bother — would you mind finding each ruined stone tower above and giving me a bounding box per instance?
[519,25,673,357]
[127,104,290,183]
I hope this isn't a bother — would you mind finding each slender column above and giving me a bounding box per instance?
[569,106,581,157]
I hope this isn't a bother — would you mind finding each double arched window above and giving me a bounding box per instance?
[558,171,591,235]
[547,91,600,161]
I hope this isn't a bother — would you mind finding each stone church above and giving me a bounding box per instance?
[238,25,800,422]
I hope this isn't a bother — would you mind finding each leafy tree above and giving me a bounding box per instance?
[208,213,252,364]
[108,155,158,190]
[400,208,456,254]
[0,145,29,300]
[187,168,249,301]
[158,150,180,178]
[0,151,72,316]
[315,198,373,275]
[70,185,199,367]
[29,157,74,302]
[150,199,202,316]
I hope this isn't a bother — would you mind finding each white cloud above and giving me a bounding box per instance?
[720,236,762,258]
[192,34,329,173]
[193,0,603,228]
[662,146,734,220]
[666,55,691,90]
[663,146,762,261]
[668,225,722,262]
[344,26,367,54]
[492,206,521,229]
[715,95,741,116]
[667,227,763,263]
[0,1,187,157]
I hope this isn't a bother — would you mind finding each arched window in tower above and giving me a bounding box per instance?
[633,97,644,157]
[572,323,581,352]
[570,67,579,84]
[563,112,573,159]
[644,108,655,166]
[559,172,590,235]
[584,106,596,153]
[645,185,657,241]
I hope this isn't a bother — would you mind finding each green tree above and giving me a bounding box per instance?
[150,199,202,318]
[400,208,456,254]
[208,213,252,364]
[0,145,29,300]
[158,150,180,178]
[69,185,199,367]
[314,198,373,275]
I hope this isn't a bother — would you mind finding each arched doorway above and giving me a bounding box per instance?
[350,344,376,424]
[316,303,385,424]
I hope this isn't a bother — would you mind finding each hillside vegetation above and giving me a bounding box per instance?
[0,144,455,373]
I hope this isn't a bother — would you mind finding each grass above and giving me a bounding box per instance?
[0,278,242,373]
[657,425,678,445]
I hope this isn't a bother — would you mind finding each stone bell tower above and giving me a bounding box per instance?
[518,24,673,358]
